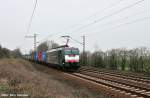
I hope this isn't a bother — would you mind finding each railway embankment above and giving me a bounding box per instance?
[0,59,105,98]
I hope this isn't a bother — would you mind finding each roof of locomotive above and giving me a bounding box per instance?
[47,46,79,53]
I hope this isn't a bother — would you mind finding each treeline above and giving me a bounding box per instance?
[0,45,10,58]
[80,47,150,73]
[0,45,22,58]
[36,41,59,52]
[36,42,150,73]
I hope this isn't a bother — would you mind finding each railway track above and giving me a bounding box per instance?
[67,67,150,98]
[31,61,150,97]
[70,72,149,98]
[79,66,150,83]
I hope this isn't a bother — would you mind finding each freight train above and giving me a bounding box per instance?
[24,45,80,70]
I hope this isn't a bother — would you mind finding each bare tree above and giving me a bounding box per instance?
[49,41,59,49]
[0,45,10,58]
[91,50,104,68]
[37,41,49,51]
[109,49,118,70]
[11,48,22,58]
[37,41,59,52]
[80,51,91,66]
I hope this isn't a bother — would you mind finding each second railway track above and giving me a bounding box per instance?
[79,67,150,84]
[68,72,150,98]
[66,67,150,98]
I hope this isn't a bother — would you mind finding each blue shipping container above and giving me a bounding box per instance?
[42,52,46,62]
[34,52,38,61]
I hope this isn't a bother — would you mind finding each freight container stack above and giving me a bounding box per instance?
[42,52,46,62]
[34,52,38,61]
[25,46,80,71]
[38,51,42,61]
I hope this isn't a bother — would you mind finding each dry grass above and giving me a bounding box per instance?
[0,58,105,98]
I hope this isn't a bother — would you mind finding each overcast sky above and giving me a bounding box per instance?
[0,0,150,53]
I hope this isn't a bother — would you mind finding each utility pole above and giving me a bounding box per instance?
[25,33,38,51]
[82,35,85,55]
[81,35,86,65]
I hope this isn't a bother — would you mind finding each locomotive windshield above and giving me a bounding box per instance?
[65,49,72,55]
[72,49,79,55]
[64,49,79,55]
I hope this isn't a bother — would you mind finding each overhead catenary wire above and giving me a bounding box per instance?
[19,0,38,53]
[38,34,55,45]
[70,37,83,45]
[80,9,149,33]
[40,0,144,44]
[38,0,125,44]
[63,0,124,31]
[37,0,145,47]
[27,0,38,34]
[71,0,145,33]
[84,15,150,36]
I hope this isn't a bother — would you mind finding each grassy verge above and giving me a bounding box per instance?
[0,58,106,98]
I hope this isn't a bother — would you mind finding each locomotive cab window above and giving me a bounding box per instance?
[58,50,62,57]
[72,49,79,55]
[64,49,71,55]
